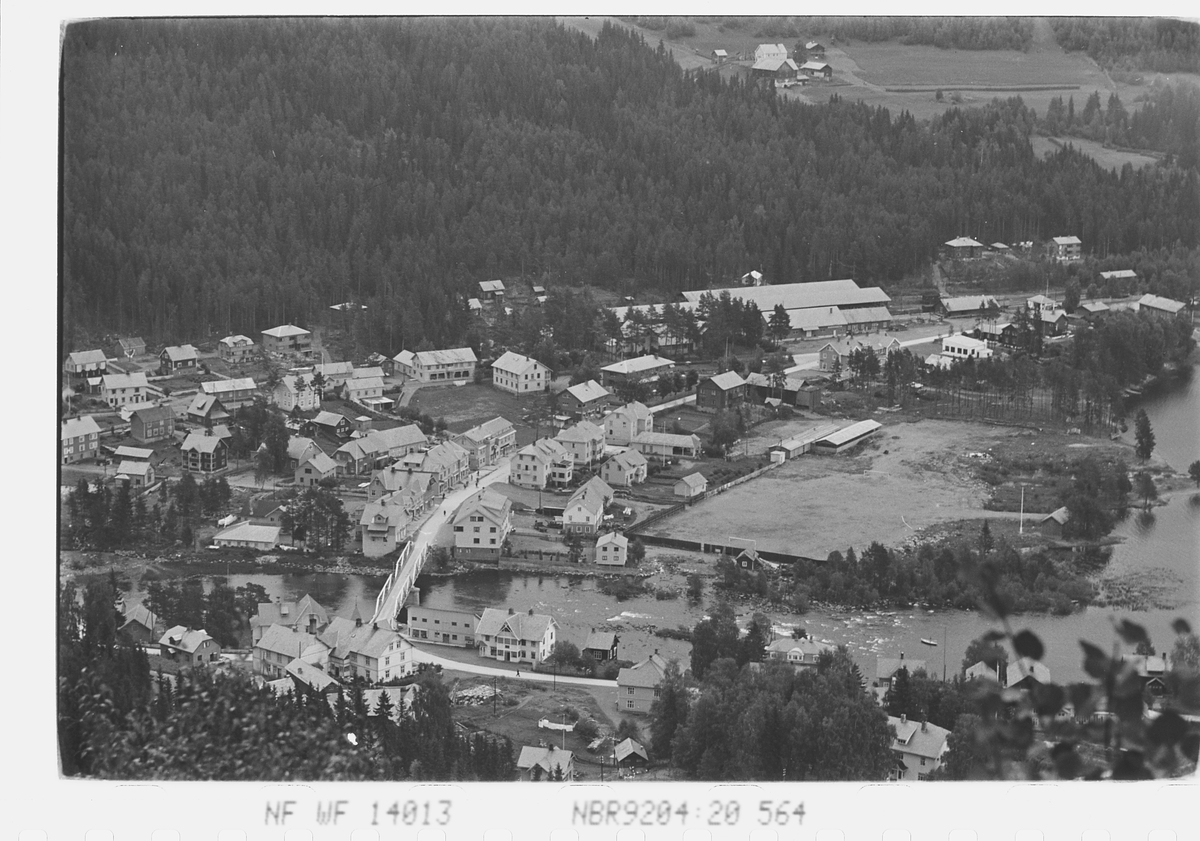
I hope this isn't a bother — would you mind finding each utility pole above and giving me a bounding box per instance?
[493,675,497,717]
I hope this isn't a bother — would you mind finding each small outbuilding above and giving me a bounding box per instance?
[674,472,708,499]
[811,420,882,455]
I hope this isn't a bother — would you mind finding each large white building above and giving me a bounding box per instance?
[603,401,653,446]
[101,372,149,407]
[511,438,573,489]
[452,487,513,560]
[491,351,549,394]
[62,415,102,464]
[393,347,478,383]
[474,607,557,665]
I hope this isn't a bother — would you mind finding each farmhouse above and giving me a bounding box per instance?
[159,344,199,374]
[261,324,314,359]
[286,436,322,469]
[512,438,574,489]
[453,416,516,468]
[603,401,653,446]
[452,487,513,561]
[616,652,670,714]
[599,355,675,389]
[711,48,728,63]
[600,449,648,487]
[1137,293,1186,319]
[594,532,629,567]
[752,54,799,80]
[805,40,825,55]
[218,334,256,363]
[812,419,882,455]
[475,607,557,664]
[1049,236,1082,262]
[696,370,747,413]
[561,379,612,417]
[940,295,1000,318]
[406,606,480,646]
[555,420,606,466]
[118,602,161,645]
[1036,309,1070,336]
[213,521,280,550]
[674,472,708,499]
[1078,300,1110,320]
[478,279,505,300]
[631,431,702,462]
[1006,657,1052,692]
[491,350,549,394]
[800,60,832,79]
[614,739,649,771]
[101,372,149,408]
[200,377,258,408]
[393,347,478,383]
[130,405,175,444]
[888,715,950,781]
[64,349,108,379]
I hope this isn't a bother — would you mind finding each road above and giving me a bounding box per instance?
[371,456,513,626]
[409,642,617,688]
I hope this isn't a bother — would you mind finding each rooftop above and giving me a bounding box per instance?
[681,278,890,310]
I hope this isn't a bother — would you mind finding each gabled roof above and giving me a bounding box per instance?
[256,623,326,659]
[62,415,101,440]
[610,401,652,422]
[373,466,436,498]
[517,438,570,463]
[567,476,613,515]
[337,424,427,460]
[313,410,348,427]
[596,532,628,549]
[318,617,405,662]
[1100,269,1137,280]
[287,436,320,462]
[276,374,313,395]
[766,637,830,658]
[406,347,478,367]
[600,355,674,375]
[676,473,707,491]
[1042,506,1070,526]
[617,653,670,688]
[516,745,572,775]
[565,379,610,404]
[682,279,889,310]
[187,393,227,418]
[556,420,605,443]
[345,376,385,392]
[1052,236,1082,245]
[753,56,799,72]
[605,449,647,471]
[116,459,153,479]
[492,350,544,376]
[202,377,257,395]
[118,337,146,352]
[214,522,280,544]
[252,595,329,632]
[159,625,216,654]
[800,60,831,71]
[313,361,354,379]
[219,334,254,347]
[453,487,512,526]
[102,372,149,390]
[475,608,556,642]
[398,440,470,473]
[479,279,506,293]
[262,324,310,338]
[964,661,999,682]
[584,630,618,651]
[286,658,340,691]
[300,452,338,475]
[614,738,648,764]
[942,295,999,313]
[876,657,926,681]
[1138,293,1185,314]
[944,236,985,248]
[121,602,159,632]
[352,366,385,379]
[706,371,746,391]
[1080,301,1110,314]
[888,716,949,759]
[1007,657,1052,688]
[181,431,227,454]
[458,416,515,443]
[67,349,108,366]
[114,445,154,460]
[162,344,198,362]
[632,431,700,449]
[359,497,410,530]
[467,297,482,310]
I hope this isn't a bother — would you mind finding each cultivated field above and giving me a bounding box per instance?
[646,418,1029,557]
[408,382,549,444]
[1029,135,1160,171]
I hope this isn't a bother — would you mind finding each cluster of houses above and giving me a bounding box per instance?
[942,235,1082,263]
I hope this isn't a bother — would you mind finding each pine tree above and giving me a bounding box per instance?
[1134,409,1155,462]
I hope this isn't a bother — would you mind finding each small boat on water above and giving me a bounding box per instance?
[920,638,938,646]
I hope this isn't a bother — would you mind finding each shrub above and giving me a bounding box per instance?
[575,718,600,741]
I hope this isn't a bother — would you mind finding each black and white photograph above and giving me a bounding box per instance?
[48,12,1200,792]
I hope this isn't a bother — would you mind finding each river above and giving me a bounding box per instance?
[115,364,1199,682]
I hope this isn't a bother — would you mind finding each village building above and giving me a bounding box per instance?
[940,294,1000,318]
[101,371,149,407]
[616,652,671,714]
[453,416,516,469]
[594,532,628,567]
[972,321,1018,348]
[563,476,614,536]
[114,445,154,461]
[806,40,825,55]
[875,655,927,693]
[1039,506,1070,539]
[319,613,415,684]
[696,370,747,413]
[311,410,352,440]
[516,746,574,781]
[800,60,833,79]
[181,431,228,474]
[614,738,649,773]
[396,439,472,489]
[186,393,231,428]
[1078,300,1111,320]
[115,459,155,489]
[1120,654,1168,695]
[212,521,280,550]
[358,494,411,557]
[286,436,322,470]
[555,420,606,466]
[631,431,702,462]
[599,355,675,390]
[817,336,902,374]
[342,375,387,407]
[254,624,328,679]
[1049,236,1082,262]
[61,415,102,464]
[1006,657,1052,692]
[251,595,329,644]
[475,607,558,664]
[812,419,882,455]
[964,660,1003,683]
[674,472,708,499]
[711,48,728,64]
[942,236,986,259]
[561,379,613,418]
[271,374,320,412]
[604,401,653,446]
[741,269,764,286]
[467,297,483,313]
[159,344,199,375]
[405,606,480,647]
[478,279,506,300]
[583,630,620,661]
[1099,269,1138,284]
[754,43,788,63]
[1137,293,1186,319]
[600,449,648,488]
[512,438,574,489]
[713,279,892,339]
[217,334,256,364]
[888,715,950,781]
[1035,308,1070,337]
[118,602,161,645]
[752,53,799,80]
[261,324,314,359]
[766,637,832,670]
[743,372,823,409]
[367,466,439,511]
[334,424,427,475]
[116,337,147,359]
[452,487,514,561]
[941,334,994,361]
[159,626,222,667]
[310,361,355,391]
[491,350,550,394]
[64,349,108,380]
[286,659,340,694]
[201,377,258,408]
[393,347,478,383]
[295,452,339,487]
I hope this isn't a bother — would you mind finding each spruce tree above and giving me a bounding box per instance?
[1134,409,1155,462]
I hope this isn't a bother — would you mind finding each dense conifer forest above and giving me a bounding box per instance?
[63,18,1200,350]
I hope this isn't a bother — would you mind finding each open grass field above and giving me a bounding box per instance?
[408,383,546,444]
[646,418,1034,557]
[1030,135,1160,171]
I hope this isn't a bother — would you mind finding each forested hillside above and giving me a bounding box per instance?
[63,18,1199,350]
[1050,17,1200,73]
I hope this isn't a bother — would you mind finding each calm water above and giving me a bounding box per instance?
[119,364,1199,680]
